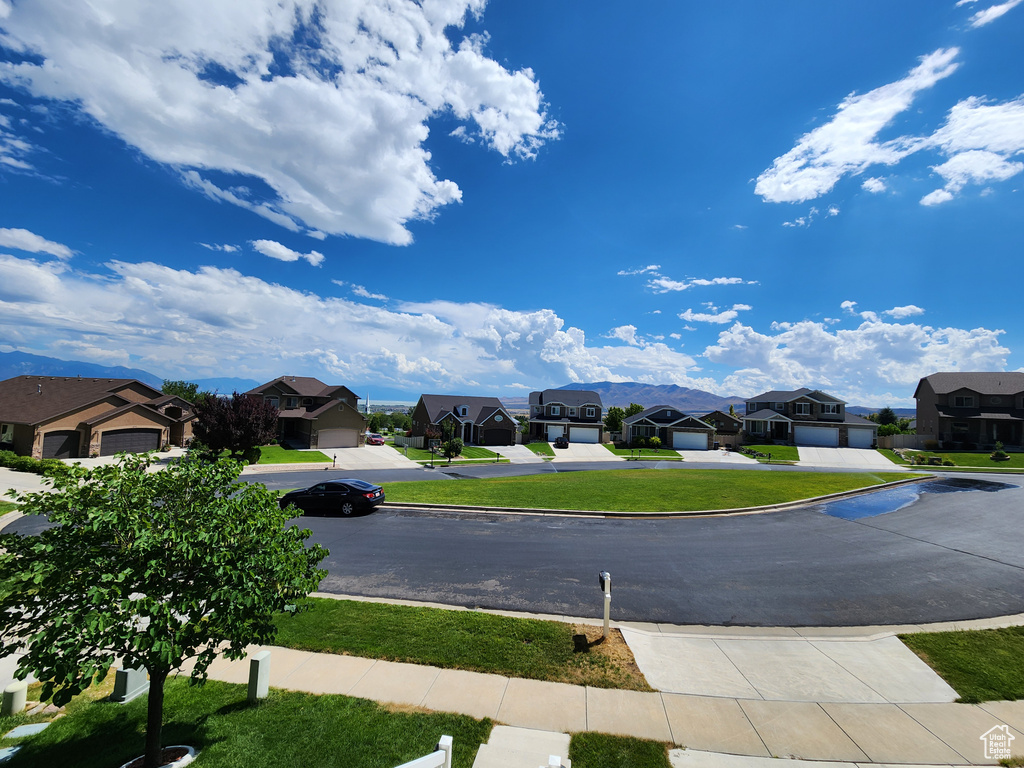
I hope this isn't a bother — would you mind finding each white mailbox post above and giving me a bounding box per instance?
[598,571,611,641]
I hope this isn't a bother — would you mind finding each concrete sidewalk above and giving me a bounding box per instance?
[798,447,900,470]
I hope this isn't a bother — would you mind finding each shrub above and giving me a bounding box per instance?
[242,446,262,465]
[942,459,955,466]
[648,436,661,450]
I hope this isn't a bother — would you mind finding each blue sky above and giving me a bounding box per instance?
[0,0,1022,405]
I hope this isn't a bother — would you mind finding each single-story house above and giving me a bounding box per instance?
[623,405,716,450]
[245,376,366,449]
[410,394,517,446]
[742,388,878,448]
[528,389,604,443]
[0,376,196,459]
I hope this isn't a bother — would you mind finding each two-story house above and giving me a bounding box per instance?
[245,376,366,449]
[528,389,604,443]
[622,405,715,449]
[914,372,1024,448]
[742,388,877,448]
[701,410,743,448]
[410,394,517,446]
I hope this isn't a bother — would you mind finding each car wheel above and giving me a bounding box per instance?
[341,501,355,516]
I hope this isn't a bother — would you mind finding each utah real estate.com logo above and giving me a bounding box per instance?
[981,724,1015,761]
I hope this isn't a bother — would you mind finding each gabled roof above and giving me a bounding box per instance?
[743,408,792,422]
[246,376,362,400]
[419,394,513,425]
[702,410,742,425]
[746,388,846,405]
[529,389,602,408]
[84,401,175,428]
[914,372,1024,398]
[0,376,163,425]
[623,404,693,426]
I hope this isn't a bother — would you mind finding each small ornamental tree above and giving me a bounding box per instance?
[193,391,278,462]
[442,437,464,462]
[0,454,328,768]
[603,406,625,434]
[878,406,898,426]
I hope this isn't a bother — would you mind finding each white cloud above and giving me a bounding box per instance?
[969,0,1023,27]
[756,48,960,204]
[733,224,748,230]
[0,227,73,259]
[827,205,840,216]
[199,242,239,253]
[0,0,558,245]
[0,254,719,393]
[251,239,324,267]
[841,300,858,313]
[644,273,756,294]
[679,304,752,324]
[351,284,388,301]
[706,318,1009,404]
[884,305,926,318]
[862,176,887,193]
[617,264,660,276]
[606,325,644,347]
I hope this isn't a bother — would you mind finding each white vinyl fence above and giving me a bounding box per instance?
[877,434,935,450]
[395,736,452,768]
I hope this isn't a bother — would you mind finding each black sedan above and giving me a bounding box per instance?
[279,479,385,516]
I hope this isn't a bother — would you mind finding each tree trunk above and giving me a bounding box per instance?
[144,668,168,768]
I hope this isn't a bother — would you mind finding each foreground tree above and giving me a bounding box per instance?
[625,402,645,418]
[193,391,278,462]
[0,454,328,768]
[160,379,199,402]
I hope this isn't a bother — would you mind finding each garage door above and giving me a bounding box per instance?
[547,425,565,441]
[794,426,839,447]
[42,430,80,459]
[673,431,708,450]
[101,428,161,455]
[318,428,358,448]
[483,428,514,446]
[572,427,600,443]
[848,428,874,448]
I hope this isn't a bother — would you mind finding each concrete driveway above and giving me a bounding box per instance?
[549,442,623,462]
[324,444,422,470]
[676,449,759,464]
[797,446,901,470]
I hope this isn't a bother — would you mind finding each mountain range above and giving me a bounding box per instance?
[0,352,914,416]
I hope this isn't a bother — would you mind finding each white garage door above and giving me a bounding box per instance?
[572,427,600,443]
[673,431,708,450]
[848,428,874,448]
[794,426,839,447]
[318,428,358,448]
[547,425,565,441]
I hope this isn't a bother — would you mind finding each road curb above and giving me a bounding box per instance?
[382,475,935,518]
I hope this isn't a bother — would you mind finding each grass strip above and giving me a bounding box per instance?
[740,444,800,462]
[569,733,671,768]
[0,677,491,768]
[602,445,683,461]
[385,468,919,512]
[274,598,651,691]
[900,626,1024,703]
[0,501,18,515]
[257,445,332,464]
[525,441,555,457]
[390,444,508,464]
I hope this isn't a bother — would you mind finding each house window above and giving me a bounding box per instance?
[459,406,468,417]
[302,398,313,406]
[794,403,810,415]
[820,403,839,415]
[569,407,577,417]
[954,395,974,407]
[286,397,299,408]
[267,396,279,408]
[748,420,766,434]
[0,424,12,444]
[952,422,970,438]
[774,402,785,411]
[585,407,596,417]
[550,406,560,416]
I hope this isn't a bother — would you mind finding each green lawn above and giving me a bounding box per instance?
[525,441,554,457]
[900,626,1024,703]
[0,501,18,514]
[570,733,670,768]
[390,444,508,464]
[0,677,491,768]
[385,468,919,512]
[910,450,1024,469]
[603,445,683,461]
[740,444,800,462]
[257,445,332,464]
[274,598,650,690]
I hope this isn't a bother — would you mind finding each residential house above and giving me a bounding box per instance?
[0,375,196,459]
[742,388,877,448]
[701,410,743,448]
[623,405,715,450]
[410,394,517,446]
[528,389,604,443]
[245,376,366,449]
[914,372,1024,448]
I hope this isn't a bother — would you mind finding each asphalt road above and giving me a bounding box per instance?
[294,473,1024,627]
[7,464,1022,627]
